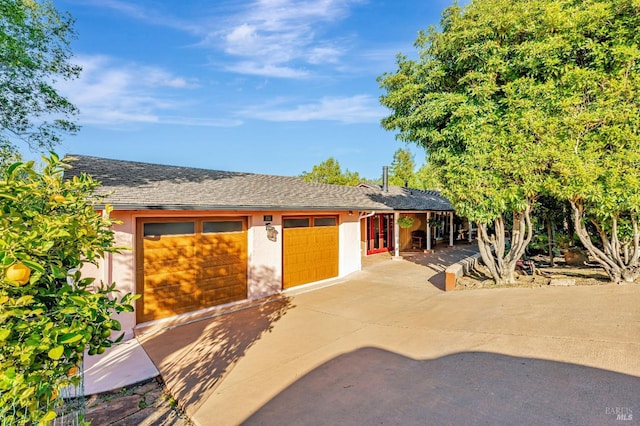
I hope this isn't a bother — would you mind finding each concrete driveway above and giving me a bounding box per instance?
[138,246,640,426]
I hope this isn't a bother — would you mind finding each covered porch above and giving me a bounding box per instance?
[361,211,475,257]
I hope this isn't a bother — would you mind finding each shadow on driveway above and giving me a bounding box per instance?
[138,296,293,413]
[401,244,479,290]
[246,347,638,426]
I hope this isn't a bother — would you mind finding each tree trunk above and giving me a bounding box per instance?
[546,215,555,267]
[476,203,535,285]
[569,200,640,284]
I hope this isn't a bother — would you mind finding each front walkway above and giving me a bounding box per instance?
[139,245,640,426]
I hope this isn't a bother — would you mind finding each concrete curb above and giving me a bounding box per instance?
[444,252,482,291]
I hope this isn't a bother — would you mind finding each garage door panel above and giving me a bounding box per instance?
[142,288,201,317]
[283,218,338,289]
[137,218,247,323]
[201,282,245,303]
[143,271,199,289]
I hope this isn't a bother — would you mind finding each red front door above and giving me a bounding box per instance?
[366,214,394,255]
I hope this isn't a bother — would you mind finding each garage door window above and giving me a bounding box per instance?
[203,221,244,233]
[143,222,195,237]
[314,217,337,227]
[284,218,310,228]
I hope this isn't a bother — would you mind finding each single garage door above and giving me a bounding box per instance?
[136,217,247,323]
[283,216,339,289]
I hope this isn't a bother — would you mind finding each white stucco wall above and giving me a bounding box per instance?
[339,212,363,276]
[88,209,362,337]
[247,212,283,300]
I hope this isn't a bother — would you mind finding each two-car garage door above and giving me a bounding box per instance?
[136,215,340,323]
[136,217,247,323]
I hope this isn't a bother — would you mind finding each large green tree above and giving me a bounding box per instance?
[379,0,551,284]
[300,157,362,186]
[1,0,80,153]
[546,1,640,283]
[380,0,640,284]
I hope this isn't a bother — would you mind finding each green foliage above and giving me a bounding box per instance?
[0,153,137,424]
[379,0,558,223]
[379,0,640,283]
[389,148,415,187]
[300,157,362,186]
[413,158,441,190]
[0,0,81,154]
[397,216,415,229]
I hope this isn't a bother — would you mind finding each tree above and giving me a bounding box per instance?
[379,0,557,284]
[0,154,136,424]
[1,0,81,153]
[389,148,415,187]
[545,1,640,283]
[413,157,441,190]
[380,0,640,285]
[300,157,362,186]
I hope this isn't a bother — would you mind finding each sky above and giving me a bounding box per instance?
[28,0,456,179]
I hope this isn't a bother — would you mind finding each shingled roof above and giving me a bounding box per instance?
[63,155,392,212]
[357,183,453,211]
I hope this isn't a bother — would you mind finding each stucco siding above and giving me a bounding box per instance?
[85,209,361,337]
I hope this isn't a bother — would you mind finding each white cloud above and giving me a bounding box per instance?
[57,55,240,127]
[205,0,363,77]
[226,62,309,78]
[239,95,386,123]
[77,0,364,78]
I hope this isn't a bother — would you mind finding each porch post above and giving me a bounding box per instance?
[426,211,432,251]
[394,211,400,258]
[468,220,473,242]
[449,211,454,246]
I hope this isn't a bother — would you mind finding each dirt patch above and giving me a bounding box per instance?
[85,377,191,425]
[456,256,613,290]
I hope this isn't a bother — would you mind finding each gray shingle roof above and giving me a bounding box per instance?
[63,155,393,212]
[357,183,453,211]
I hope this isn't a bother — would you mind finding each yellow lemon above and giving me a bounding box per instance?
[49,194,66,203]
[5,263,31,285]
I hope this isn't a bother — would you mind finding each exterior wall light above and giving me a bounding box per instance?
[265,223,278,242]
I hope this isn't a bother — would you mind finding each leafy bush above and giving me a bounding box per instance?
[0,154,137,424]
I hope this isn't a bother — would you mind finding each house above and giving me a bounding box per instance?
[64,155,393,337]
[357,169,470,256]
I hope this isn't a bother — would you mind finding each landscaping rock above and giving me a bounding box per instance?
[549,279,576,286]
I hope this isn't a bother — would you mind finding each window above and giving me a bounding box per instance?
[314,217,337,227]
[144,222,194,237]
[283,218,310,228]
[203,221,243,233]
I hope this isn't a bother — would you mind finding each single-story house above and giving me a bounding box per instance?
[66,155,469,338]
[65,155,393,337]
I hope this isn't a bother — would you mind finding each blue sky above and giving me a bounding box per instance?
[36,0,455,179]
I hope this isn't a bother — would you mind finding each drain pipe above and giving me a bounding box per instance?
[359,210,376,220]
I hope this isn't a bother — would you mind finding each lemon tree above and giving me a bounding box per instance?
[0,153,137,425]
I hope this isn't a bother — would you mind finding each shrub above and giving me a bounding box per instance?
[0,154,137,424]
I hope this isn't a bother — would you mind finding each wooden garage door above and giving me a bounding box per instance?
[283,216,339,289]
[136,218,247,323]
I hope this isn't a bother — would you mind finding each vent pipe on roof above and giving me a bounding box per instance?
[382,166,389,192]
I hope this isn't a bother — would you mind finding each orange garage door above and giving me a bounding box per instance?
[283,216,339,289]
[136,218,247,323]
